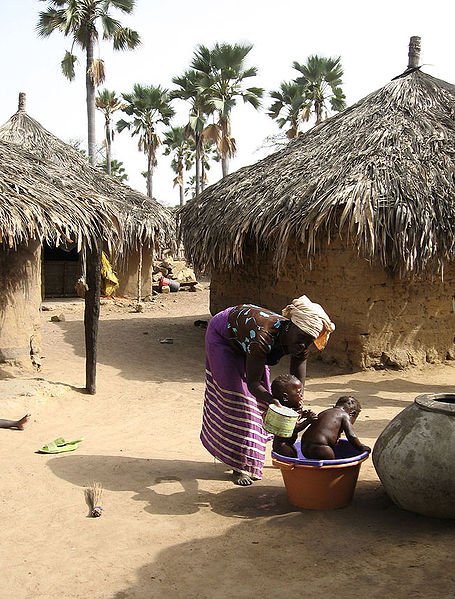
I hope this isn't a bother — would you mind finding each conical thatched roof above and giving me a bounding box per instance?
[0,94,175,252]
[0,139,119,248]
[179,69,455,276]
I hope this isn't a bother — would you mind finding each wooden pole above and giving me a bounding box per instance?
[137,244,143,303]
[84,239,102,394]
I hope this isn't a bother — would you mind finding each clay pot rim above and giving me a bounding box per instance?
[415,393,455,415]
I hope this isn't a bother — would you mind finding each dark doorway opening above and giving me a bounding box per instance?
[43,243,80,298]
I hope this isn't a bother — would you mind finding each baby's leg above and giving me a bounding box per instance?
[301,443,335,460]
[273,437,298,458]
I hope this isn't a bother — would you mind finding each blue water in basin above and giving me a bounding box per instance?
[272,439,369,467]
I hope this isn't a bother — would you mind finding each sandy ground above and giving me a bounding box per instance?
[1,285,455,599]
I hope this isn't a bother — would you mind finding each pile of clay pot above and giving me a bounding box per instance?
[152,256,203,293]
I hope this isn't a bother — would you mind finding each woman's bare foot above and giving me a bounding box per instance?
[232,471,254,486]
[14,414,31,430]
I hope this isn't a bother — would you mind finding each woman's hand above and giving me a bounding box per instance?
[271,398,283,408]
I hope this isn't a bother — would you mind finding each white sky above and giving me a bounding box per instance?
[2,0,454,206]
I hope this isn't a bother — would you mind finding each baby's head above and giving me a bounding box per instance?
[271,374,303,410]
[335,395,362,421]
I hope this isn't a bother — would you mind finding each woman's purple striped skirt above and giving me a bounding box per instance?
[200,307,272,480]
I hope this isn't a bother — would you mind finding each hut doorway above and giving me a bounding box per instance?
[43,242,80,298]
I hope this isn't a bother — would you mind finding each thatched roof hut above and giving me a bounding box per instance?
[0,93,176,299]
[0,139,120,249]
[0,138,124,381]
[179,39,455,370]
[0,94,177,389]
[0,93,175,254]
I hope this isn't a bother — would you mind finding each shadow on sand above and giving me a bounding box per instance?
[47,453,300,518]
[107,477,455,599]
[52,313,209,383]
[47,448,455,597]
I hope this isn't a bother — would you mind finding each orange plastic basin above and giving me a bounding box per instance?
[272,451,369,510]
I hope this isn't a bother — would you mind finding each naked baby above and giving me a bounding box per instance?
[300,395,370,459]
[271,374,317,458]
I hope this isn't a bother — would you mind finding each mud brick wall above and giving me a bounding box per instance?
[210,238,455,370]
[115,249,154,299]
[0,240,42,367]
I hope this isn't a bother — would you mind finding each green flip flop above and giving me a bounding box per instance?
[38,438,83,454]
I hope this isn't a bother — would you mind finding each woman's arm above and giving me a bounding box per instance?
[290,353,308,387]
[245,353,277,405]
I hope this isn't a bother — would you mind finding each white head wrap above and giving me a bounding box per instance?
[282,295,335,351]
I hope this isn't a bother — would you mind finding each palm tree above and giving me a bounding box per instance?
[171,69,212,197]
[184,174,197,199]
[163,126,194,206]
[182,144,218,199]
[200,140,219,192]
[268,81,307,138]
[191,43,264,177]
[292,55,346,125]
[98,158,128,182]
[96,89,124,175]
[68,138,104,162]
[117,84,175,199]
[37,0,140,165]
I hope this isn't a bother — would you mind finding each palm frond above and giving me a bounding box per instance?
[100,14,121,37]
[87,58,105,86]
[112,27,141,50]
[61,50,77,80]
[109,0,137,14]
[36,8,66,36]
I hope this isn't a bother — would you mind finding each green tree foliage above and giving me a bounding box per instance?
[96,89,125,175]
[268,82,307,139]
[98,158,128,183]
[37,0,140,164]
[117,84,175,199]
[163,126,194,206]
[171,69,212,197]
[190,43,263,177]
[268,55,346,134]
[293,55,346,125]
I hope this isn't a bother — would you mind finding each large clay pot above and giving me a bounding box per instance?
[373,393,455,518]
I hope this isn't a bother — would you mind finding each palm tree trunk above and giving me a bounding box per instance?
[177,158,185,205]
[195,155,201,197]
[201,153,206,192]
[221,156,229,178]
[315,100,323,125]
[195,132,201,197]
[147,151,153,198]
[86,36,96,166]
[105,118,112,175]
[220,116,230,177]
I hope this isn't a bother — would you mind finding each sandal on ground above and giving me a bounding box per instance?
[38,437,83,454]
